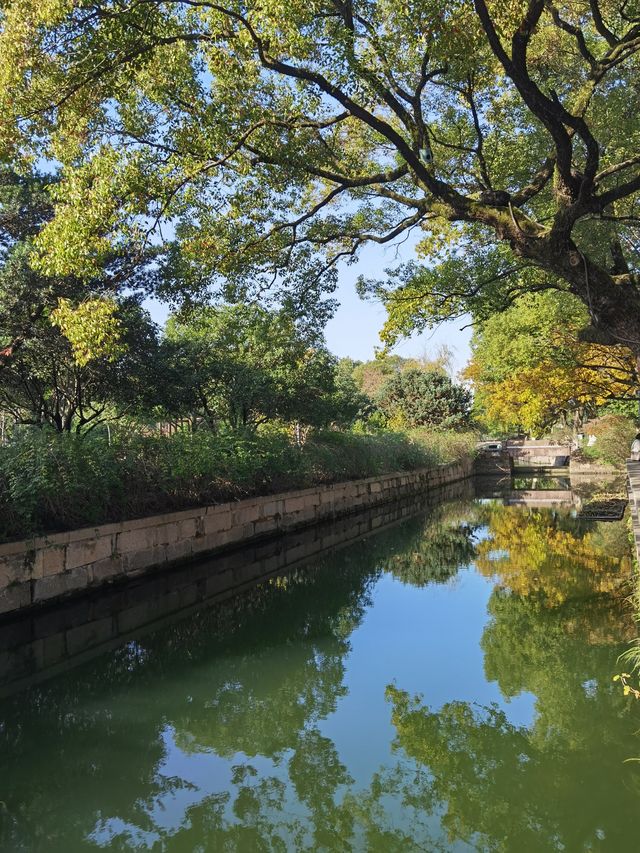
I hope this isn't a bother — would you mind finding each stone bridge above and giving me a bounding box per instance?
[475,440,571,475]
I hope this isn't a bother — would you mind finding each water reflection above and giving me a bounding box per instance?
[0,488,637,851]
[476,470,626,512]
[476,503,631,604]
[371,660,636,853]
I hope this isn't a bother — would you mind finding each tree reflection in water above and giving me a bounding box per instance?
[0,500,638,852]
[351,591,637,853]
[475,503,632,605]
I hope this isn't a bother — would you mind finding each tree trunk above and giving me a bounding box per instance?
[500,219,640,358]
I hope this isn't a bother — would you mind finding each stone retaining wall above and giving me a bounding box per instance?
[0,458,472,617]
[627,461,640,566]
[473,450,513,475]
[571,459,623,475]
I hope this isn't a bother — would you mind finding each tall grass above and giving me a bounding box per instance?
[0,427,477,541]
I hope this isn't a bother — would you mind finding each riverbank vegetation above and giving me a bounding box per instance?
[579,416,638,469]
[0,169,476,541]
[0,428,476,542]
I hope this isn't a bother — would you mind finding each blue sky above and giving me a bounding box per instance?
[324,243,473,375]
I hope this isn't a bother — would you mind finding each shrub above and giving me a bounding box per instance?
[375,369,473,430]
[582,415,637,468]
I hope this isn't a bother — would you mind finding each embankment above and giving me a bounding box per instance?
[0,458,472,618]
[0,477,473,696]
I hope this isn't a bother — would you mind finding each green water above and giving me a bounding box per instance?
[0,494,639,852]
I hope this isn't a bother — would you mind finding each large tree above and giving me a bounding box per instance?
[1,2,639,355]
[163,303,347,429]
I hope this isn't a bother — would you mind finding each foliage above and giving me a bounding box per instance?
[0,171,364,434]
[0,296,161,432]
[328,358,372,427]
[351,349,452,399]
[2,2,640,352]
[465,291,637,435]
[0,167,157,355]
[582,414,638,467]
[406,429,478,466]
[163,304,350,431]
[352,355,418,399]
[0,426,476,540]
[50,297,125,366]
[375,369,472,430]
[598,399,640,419]
[0,167,162,430]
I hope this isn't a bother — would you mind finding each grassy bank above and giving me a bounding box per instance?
[0,428,476,542]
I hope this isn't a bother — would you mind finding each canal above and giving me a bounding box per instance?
[0,478,638,851]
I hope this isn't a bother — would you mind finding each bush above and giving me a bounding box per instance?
[582,415,637,468]
[375,369,473,430]
[0,426,477,541]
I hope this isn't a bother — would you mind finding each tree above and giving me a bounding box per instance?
[163,303,343,430]
[327,358,373,426]
[465,291,637,435]
[375,368,472,430]
[0,168,161,431]
[351,348,452,399]
[1,3,640,356]
[0,299,162,432]
[352,355,420,399]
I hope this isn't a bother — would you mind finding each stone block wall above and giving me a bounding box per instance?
[627,461,640,567]
[508,443,571,467]
[0,458,472,617]
[473,450,513,475]
[570,459,622,475]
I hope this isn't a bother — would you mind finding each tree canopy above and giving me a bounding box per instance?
[376,368,473,430]
[465,290,637,434]
[1,1,639,355]
[163,303,355,430]
[351,348,453,397]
